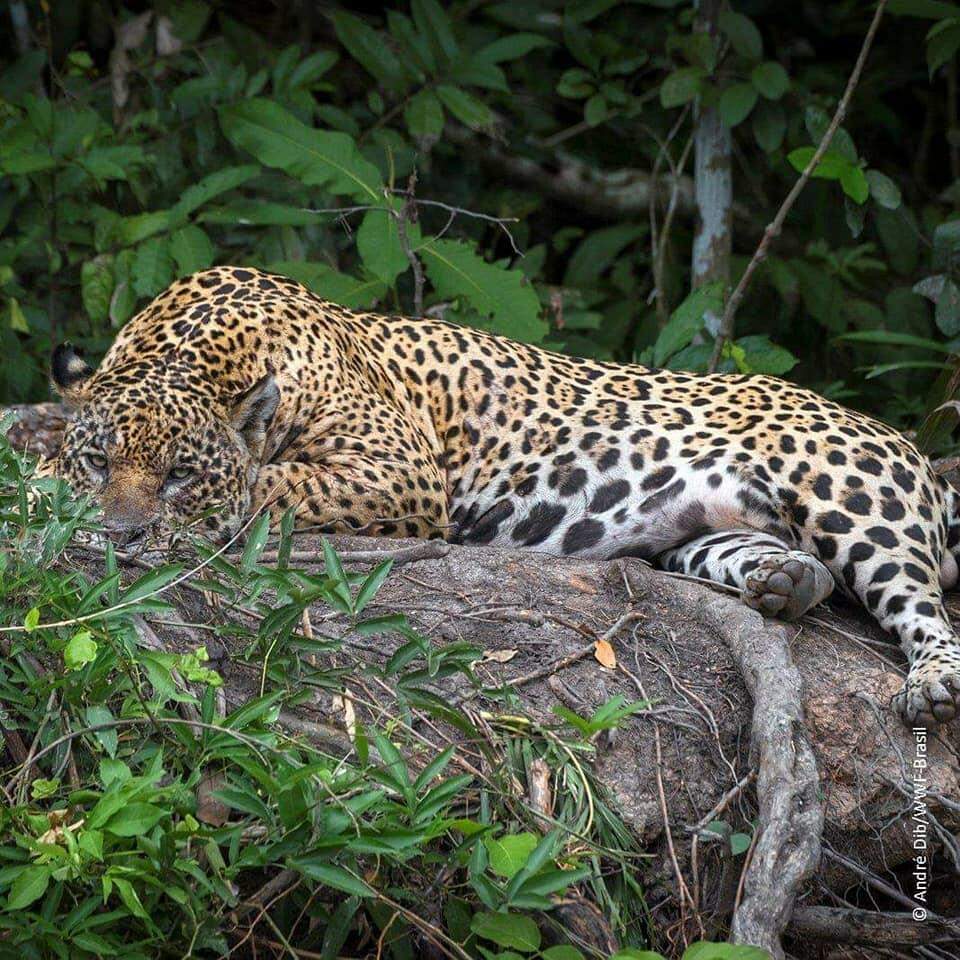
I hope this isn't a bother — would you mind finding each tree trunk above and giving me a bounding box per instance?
[692,0,733,339]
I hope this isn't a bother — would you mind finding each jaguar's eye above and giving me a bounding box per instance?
[84,451,108,471]
[167,465,195,483]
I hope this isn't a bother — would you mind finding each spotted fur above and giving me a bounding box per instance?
[50,266,960,726]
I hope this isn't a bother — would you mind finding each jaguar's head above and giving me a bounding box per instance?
[50,344,279,546]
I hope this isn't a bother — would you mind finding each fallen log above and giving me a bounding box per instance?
[4,403,960,959]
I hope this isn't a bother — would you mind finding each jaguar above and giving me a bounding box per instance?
[48,265,960,727]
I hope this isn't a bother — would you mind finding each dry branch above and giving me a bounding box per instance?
[788,906,960,948]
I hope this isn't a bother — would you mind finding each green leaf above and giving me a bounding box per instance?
[86,705,118,757]
[584,93,608,126]
[933,219,960,269]
[889,0,960,16]
[861,360,951,378]
[653,282,724,365]
[484,833,539,879]
[290,858,375,897]
[81,256,115,325]
[332,11,407,92]
[109,876,149,919]
[804,106,857,162]
[936,278,960,334]
[200,200,320,226]
[219,99,383,202]
[786,147,850,180]
[926,19,960,76]
[65,630,98,670]
[170,164,261,225]
[474,33,553,63]
[734,335,798,375]
[354,559,394,613]
[24,607,40,631]
[6,865,51,910]
[542,948,586,960]
[866,170,902,209]
[836,330,952,352]
[31,778,59,799]
[682,944,770,960]
[120,563,184,604]
[840,165,869,204]
[752,100,786,152]
[103,802,167,837]
[132,236,174,298]
[241,512,271,572]
[564,224,645,288]
[404,90,445,138]
[419,238,546,342]
[9,297,28,333]
[470,911,541,952]
[436,85,492,129]
[412,0,459,62]
[169,225,215,277]
[267,261,387,308]
[750,60,790,99]
[719,82,758,127]
[660,67,705,108]
[357,207,421,286]
[730,832,752,855]
[718,9,763,59]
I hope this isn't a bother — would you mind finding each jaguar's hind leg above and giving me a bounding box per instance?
[659,529,835,622]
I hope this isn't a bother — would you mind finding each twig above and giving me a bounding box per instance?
[688,770,756,834]
[707,0,888,372]
[396,171,425,317]
[387,189,523,257]
[256,538,451,567]
[644,109,693,328]
[500,611,643,691]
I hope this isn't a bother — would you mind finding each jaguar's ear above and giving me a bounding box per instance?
[229,374,280,460]
[51,343,94,406]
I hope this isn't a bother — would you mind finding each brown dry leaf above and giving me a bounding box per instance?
[196,769,230,827]
[594,639,616,669]
[332,690,357,738]
[483,648,519,664]
[156,16,182,56]
[39,811,84,846]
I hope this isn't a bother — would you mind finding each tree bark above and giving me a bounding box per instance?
[691,0,733,340]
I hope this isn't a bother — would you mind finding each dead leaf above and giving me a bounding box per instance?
[332,690,357,738]
[483,648,518,663]
[594,639,616,669]
[39,811,84,845]
[156,16,182,56]
[196,769,230,827]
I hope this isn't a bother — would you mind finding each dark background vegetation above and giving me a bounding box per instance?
[2,3,960,959]
[3,1,960,446]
